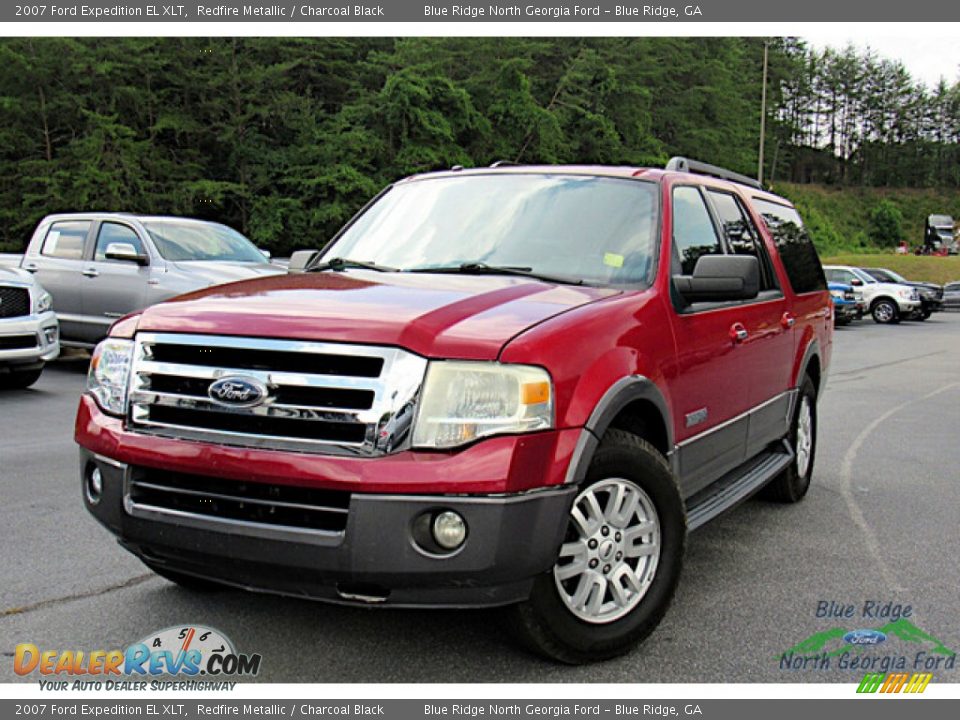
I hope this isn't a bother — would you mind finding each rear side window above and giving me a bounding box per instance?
[672,186,723,275]
[41,221,90,260]
[751,199,826,294]
[706,190,777,292]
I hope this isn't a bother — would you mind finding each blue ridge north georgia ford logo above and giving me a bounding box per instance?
[207,376,268,408]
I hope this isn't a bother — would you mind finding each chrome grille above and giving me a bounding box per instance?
[128,333,428,455]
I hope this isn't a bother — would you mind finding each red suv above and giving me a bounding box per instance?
[77,158,831,663]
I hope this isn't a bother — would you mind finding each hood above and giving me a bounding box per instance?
[168,260,284,285]
[136,270,621,359]
[0,265,33,286]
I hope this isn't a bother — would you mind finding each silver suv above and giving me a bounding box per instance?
[0,267,59,388]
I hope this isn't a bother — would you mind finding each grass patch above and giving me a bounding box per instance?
[821,253,960,284]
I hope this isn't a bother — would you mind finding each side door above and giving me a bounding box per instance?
[750,198,831,398]
[664,184,752,496]
[79,221,154,343]
[21,220,92,344]
[704,188,795,459]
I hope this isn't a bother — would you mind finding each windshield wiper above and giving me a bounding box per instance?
[306,257,397,273]
[405,262,583,286]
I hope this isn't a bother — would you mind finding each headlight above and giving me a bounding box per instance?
[829,289,844,299]
[34,291,53,314]
[87,339,134,416]
[897,288,916,300]
[412,362,554,449]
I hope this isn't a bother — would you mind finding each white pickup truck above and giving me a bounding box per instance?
[2,214,284,347]
[0,266,60,388]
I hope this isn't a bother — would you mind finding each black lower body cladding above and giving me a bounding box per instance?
[79,448,576,608]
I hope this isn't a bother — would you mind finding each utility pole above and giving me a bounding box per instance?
[758,40,769,186]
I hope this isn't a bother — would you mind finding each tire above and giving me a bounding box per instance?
[871,299,899,324]
[510,430,685,664]
[144,562,226,592]
[760,375,817,503]
[0,366,43,389]
[920,308,932,320]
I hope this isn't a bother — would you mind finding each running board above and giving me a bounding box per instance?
[685,440,794,531]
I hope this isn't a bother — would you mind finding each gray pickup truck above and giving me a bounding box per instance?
[3,214,283,347]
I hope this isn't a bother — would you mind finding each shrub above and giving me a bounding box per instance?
[868,200,904,248]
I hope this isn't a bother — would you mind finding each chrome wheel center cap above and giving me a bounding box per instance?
[599,539,616,561]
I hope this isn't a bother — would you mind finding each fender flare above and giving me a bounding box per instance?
[796,338,822,393]
[564,376,674,485]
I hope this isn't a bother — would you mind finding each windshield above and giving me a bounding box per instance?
[143,221,265,263]
[322,174,660,285]
[929,215,953,227]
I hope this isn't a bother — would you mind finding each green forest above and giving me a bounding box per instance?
[1,37,958,254]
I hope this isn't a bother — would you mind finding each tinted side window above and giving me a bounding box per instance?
[672,186,723,275]
[706,190,777,292]
[95,222,144,261]
[41,221,90,260]
[752,199,826,294]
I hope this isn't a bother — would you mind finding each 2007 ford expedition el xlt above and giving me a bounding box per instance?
[77,158,832,663]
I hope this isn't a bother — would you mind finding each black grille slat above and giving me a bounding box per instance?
[0,287,30,319]
[0,334,38,350]
[130,469,350,533]
[147,405,368,443]
[148,343,383,378]
[145,373,375,410]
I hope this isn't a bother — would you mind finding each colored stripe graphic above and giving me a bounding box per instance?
[858,672,932,694]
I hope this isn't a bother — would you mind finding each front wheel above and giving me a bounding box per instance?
[871,299,900,324]
[510,430,685,664]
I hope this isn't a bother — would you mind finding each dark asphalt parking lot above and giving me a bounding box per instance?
[2,314,959,683]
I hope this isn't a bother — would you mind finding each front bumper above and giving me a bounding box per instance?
[0,310,59,368]
[833,302,858,321]
[80,447,576,608]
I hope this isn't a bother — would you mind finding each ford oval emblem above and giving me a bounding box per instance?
[843,629,887,646]
[208,376,268,408]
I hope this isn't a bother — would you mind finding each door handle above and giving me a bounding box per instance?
[781,312,796,329]
[729,323,748,343]
[82,268,99,278]
[22,263,38,272]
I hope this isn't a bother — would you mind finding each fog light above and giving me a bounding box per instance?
[432,511,467,550]
[85,466,103,504]
[44,327,58,345]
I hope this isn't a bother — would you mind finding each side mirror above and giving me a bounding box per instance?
[287,249,320,274]
[673,255,759,303]
[849,278,863,286]
[259,248,272,261]
[104,242,149,266]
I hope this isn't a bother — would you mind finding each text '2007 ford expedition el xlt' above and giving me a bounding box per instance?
[76,158,831,664]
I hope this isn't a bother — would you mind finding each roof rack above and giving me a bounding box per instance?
[489,159,519,168]
[665,157,762,190]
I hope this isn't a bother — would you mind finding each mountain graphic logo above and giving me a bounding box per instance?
[780,618,956,659]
